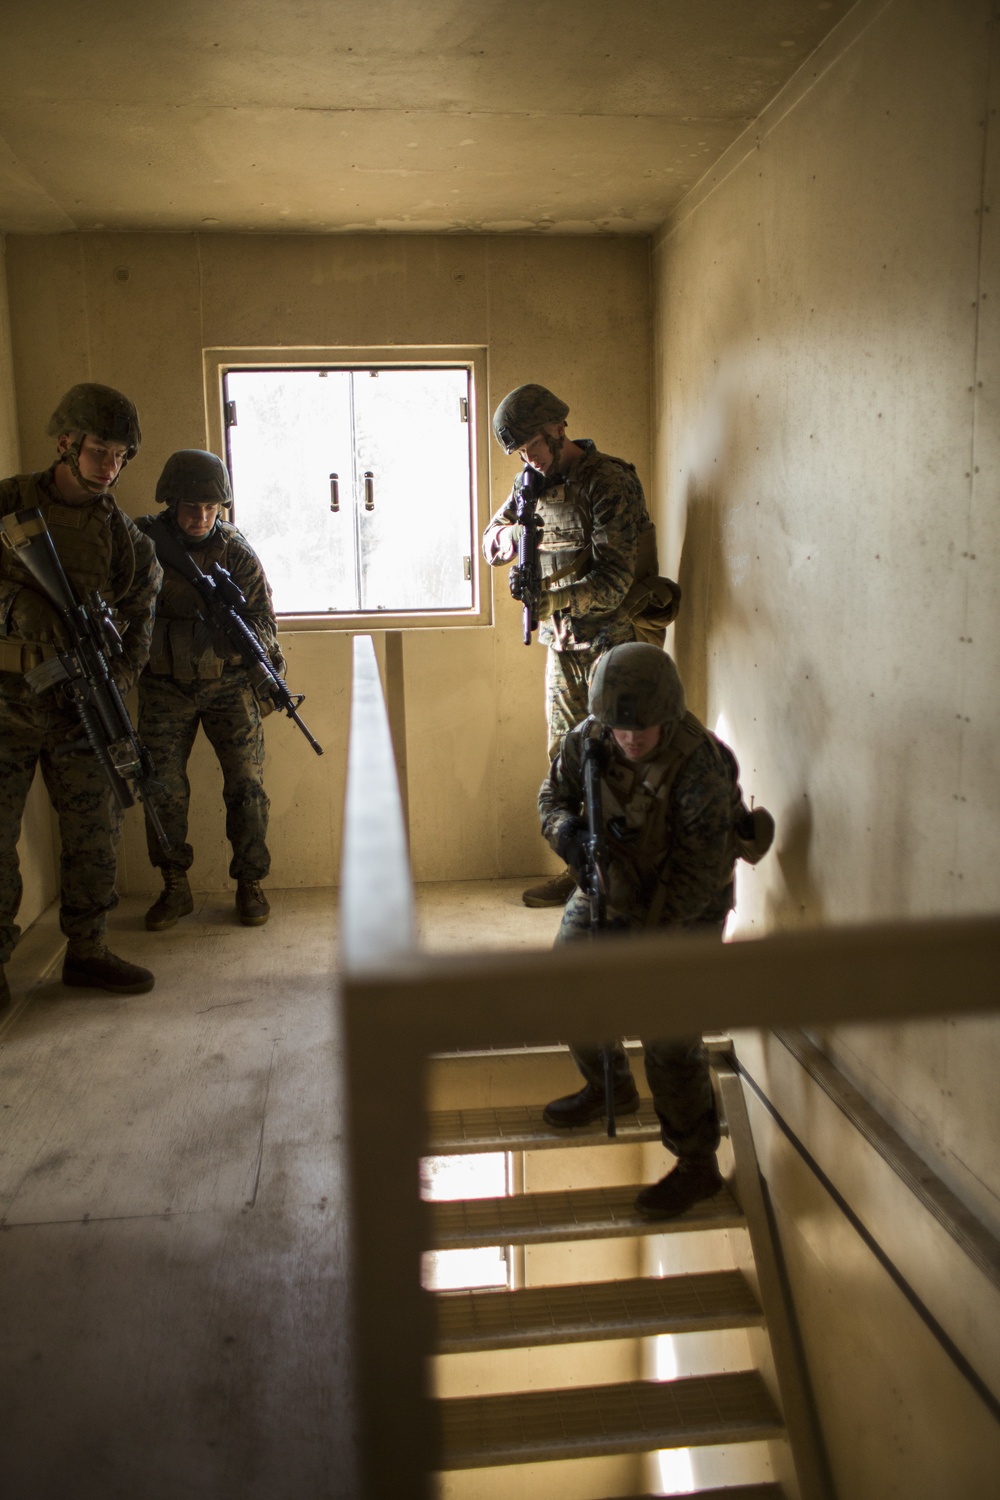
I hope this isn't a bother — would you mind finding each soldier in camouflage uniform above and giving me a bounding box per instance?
[539,643,751,1219]
[136,450,282,930]
[0,384,161,1009]
[484,384,654,908]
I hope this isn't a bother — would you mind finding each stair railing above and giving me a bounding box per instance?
[339,634,1000,1499]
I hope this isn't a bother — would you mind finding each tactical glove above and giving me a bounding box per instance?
[536,585,572,621]
[497,522,525,556]
[555,816,589,886]
[508,564,530,603]
[7,587,68,647]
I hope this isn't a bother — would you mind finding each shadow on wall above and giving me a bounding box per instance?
[674,472,826,930]
[769,795,825,928]
[673,474,722,724]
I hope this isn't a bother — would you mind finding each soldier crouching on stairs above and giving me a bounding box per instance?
[0,384,161,1009]
[136,451,281,932]
[538,642,774,1219]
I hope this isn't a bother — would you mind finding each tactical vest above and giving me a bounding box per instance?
[3,473,126,601]
[583,711,742,925]
[146,522,240,681]
[0,472,133,672]
[536,450,641,586]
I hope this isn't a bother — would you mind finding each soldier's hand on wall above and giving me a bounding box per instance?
[8,588,68,647]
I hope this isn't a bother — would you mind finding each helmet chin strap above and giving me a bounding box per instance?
[60,433,125,495]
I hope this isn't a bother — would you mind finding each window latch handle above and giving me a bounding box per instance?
[329,473,340,512]
[364,471,375,512]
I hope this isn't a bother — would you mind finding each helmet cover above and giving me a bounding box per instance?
[155,449,233,507]
[492,383,569,453]
[47,383,141,461]
[588,643,686,730]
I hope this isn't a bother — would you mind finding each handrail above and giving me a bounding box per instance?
[340,634,416,970]
[338,638,1000,1498]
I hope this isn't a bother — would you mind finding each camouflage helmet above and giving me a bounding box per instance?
[155,449,232,508]
[47,383,141,460]
[589,643,686,730]
[492,384,569,453]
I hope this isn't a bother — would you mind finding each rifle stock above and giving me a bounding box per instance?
[0,507,171,853]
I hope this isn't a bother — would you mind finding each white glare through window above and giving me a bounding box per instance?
[223,366,475,615]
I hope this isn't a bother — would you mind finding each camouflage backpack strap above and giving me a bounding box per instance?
[13,473,47,510]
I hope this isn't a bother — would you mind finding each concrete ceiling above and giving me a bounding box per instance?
[0,0,854,236]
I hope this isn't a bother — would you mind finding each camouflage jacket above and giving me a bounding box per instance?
[483,439,647,652]
[0,465,162,692]
[135,514,281,681]
[539,713,739,929]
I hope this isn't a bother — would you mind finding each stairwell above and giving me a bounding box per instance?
[425,1043,829,1500]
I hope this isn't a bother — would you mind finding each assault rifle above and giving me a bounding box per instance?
[580,733,618,1139]
[508,465,545,646]
[0,507,170,852]
[148,520,323,756]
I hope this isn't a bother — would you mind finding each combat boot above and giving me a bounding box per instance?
[634,1154,723,1220]
[522,868,576,908]
[543,1076,641,1128]
[144,869,195,932]
[0,967,10,1013]
[236,879,270,927]
[62,943,155,995]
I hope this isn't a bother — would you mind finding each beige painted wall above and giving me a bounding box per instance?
[3,233,651,895]
[653,0,1000,1491]
[0,233,59,937]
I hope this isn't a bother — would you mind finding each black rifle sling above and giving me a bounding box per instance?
[146,515,217,590]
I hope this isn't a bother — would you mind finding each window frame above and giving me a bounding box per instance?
[203,345,493,631]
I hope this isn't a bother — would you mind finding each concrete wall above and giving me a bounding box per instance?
[0,233,58,935]
[653,0,1000,1491]
[3,233,651,895]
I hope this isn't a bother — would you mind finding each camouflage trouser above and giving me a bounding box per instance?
[138,669,270,881]
[544,644,603,760]
[0,672,122,964]
[557,889,722,1158]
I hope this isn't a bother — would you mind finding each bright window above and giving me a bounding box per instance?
[222,365,476,617]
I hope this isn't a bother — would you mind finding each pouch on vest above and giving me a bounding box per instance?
[620,523,681,647]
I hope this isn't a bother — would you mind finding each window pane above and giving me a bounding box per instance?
[224,365,474,615]
[352,368,473,611]
[226,369,357,614]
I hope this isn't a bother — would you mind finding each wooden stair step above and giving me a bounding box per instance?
[436,1270,764,1352]
[437,1370,784,1469]
[429,1181,743,1249]
[427,1099,663,1154]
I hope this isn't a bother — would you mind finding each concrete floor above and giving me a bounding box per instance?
[0,882,561,1500]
